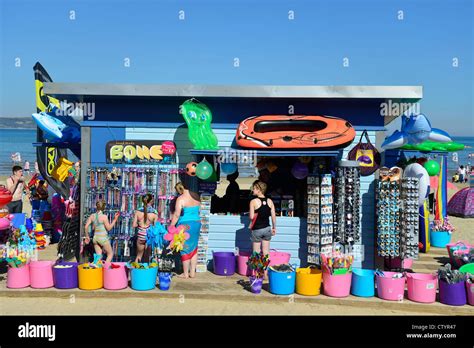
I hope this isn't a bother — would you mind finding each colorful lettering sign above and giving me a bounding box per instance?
[106,140,176,164]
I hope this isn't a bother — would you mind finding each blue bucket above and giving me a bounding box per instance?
[430,231,452,248]
[158,272,172,291]
[351,268,375,297]
[268,266,296,295]
[130,265,158,291]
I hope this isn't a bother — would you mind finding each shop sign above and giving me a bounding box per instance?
[106,140,176,163]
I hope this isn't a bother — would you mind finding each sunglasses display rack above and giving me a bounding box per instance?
[334,161,361,248]
[306,174,333,265]
[84,165,179,261]
[197,193,212,272]
[376,180,401,257]
[400,177,419,260]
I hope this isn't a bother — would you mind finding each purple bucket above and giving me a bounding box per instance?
[250,276,263,294]
[53,262,78,289]
[439,280,467,306]
[213,252,236,276]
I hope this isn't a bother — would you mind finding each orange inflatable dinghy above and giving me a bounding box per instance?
[236,115,356,150]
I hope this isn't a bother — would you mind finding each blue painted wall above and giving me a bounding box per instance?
[90,127,126,164]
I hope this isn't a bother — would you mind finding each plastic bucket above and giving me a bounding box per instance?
[351,269,375,297]
[103,263,128,290]
[269,249,291,267]
[296,267,322,296]
[7,264,30,288]
[30,260,54,288]
[322,271,352,298]
[459,263,474,275]
[439,280,466,306]
[466,282,474,306]
[53,262,78,289]
[376,272,406,301]
[384,257,413,269]
[78,264,103,290]
[268,266,296,295]
[249,276,263,294]
[212,252,235,276]
[237,251,253,276]
[158,272,172,291]
[430,231,452,248]
[130,267,158,291]
[406,273,437,303]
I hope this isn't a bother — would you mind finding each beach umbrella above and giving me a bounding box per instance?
[448,187,474,218]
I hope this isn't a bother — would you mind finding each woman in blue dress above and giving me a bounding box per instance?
[170,182,201,279]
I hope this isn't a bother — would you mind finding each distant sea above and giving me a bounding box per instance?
[0,128,472,176]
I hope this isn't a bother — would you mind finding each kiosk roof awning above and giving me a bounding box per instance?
[189,148,341,157]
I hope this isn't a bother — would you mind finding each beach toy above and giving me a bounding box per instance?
[424,160,440,177]
[430,230,452,248]
[51,157,73,182]
[351,269,375,297]
[384,257,413,270]
[291,161,309,179]
[29,260,54,288]
[322,271,352,298]
[376,271,406,301]
[249,276,263,294]
[180,98,219,150]
[212,251,236,276]
[7,264,30,288]
[439,279,466,306]
[196,159,214,180]
[0,185,13,208]
[269,249,291,267]
[130,264,158,291]
[220,162,237,175]
[406,273,437,303]
[78,264,103,290]
[459,263,474,275]
[296,267,322,296]
[103,262,128,290]
[158,272,172,291]
[185,162,198,176]
[53,262,78,289]
[268,264,296,295]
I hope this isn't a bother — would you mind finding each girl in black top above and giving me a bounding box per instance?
[249,180,277,257]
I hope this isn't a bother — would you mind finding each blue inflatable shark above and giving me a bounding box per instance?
[382,114,452,149]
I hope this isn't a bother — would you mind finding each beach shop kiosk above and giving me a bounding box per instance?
[44,83,422,270]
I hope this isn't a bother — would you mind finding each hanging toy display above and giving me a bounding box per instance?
[180,98,219,150]
[400,177,420,260]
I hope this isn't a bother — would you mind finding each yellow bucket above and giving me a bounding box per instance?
[78,264,103,290]
[296,267,322,296]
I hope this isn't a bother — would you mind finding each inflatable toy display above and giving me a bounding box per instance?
[220,162,238,175]
[236,115,356,149]
[403,163,430,207]
[382,114,452,149]
[0,185,13,208]
[180,98,219,150]
[31,106,81,143]
[52,157,74,182]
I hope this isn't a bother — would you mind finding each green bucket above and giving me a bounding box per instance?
[459,263,474,275]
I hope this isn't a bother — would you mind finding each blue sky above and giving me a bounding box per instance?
[0,0,472,135]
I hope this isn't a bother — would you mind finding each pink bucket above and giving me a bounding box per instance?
[30,261,54,288]
[322,271,352,298]
[467,282,474,306]
[269,249,291,266]
[7,264,30,288]
[376,271,406,301]
[103,262,128,290]
[406,273,437,303]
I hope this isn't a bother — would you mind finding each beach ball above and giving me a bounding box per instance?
[291,161,309,180]
[196,160,213,180]
[424,160,440,176]
[185,162,198,176]
[220,162,237,175]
